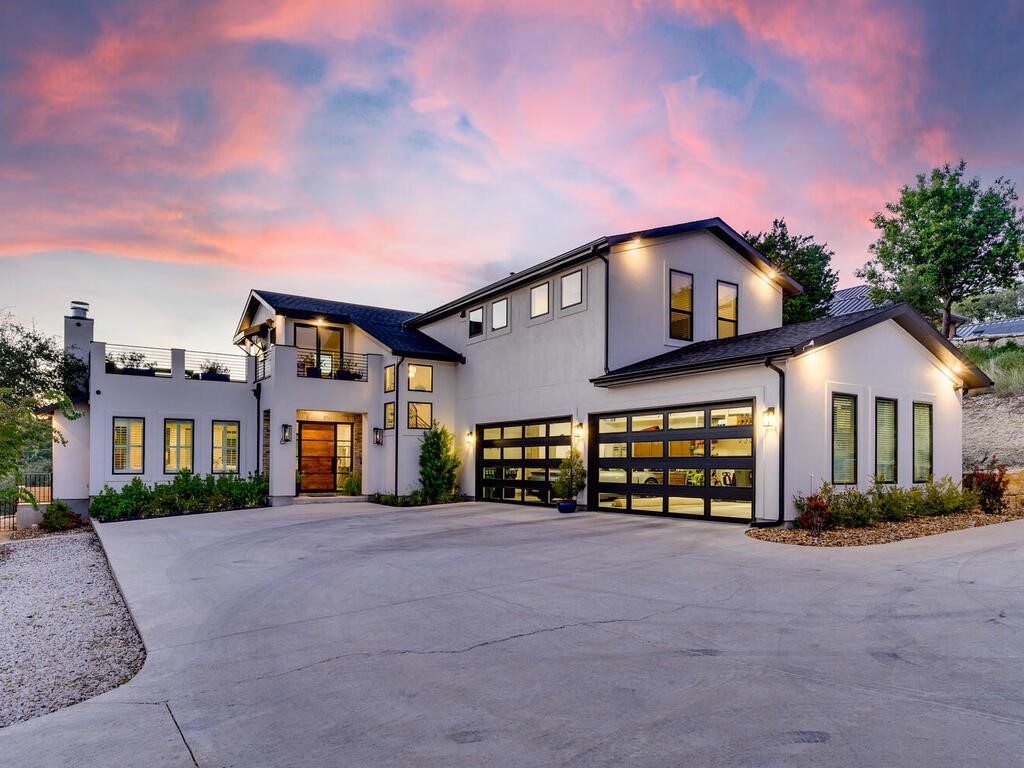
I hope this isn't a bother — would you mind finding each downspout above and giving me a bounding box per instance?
[597,248,609,374]
[394,356,405,495]
[751,355,788,527]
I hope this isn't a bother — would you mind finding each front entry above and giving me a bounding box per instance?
[297,421,353,493]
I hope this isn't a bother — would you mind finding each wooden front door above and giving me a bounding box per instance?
[298,422,338,492]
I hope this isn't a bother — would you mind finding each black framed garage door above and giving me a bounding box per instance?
[588,400,755,522]
[477,416,573,505]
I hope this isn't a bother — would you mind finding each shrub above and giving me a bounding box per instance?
[793,492,830,534]
[40,499,84,531]
[551,448,587,501]
[342,472,361,496]
[829,487,874,528]
[88,472,269,522]
[966,456,1010,514]
[869,484,916,522]
[419,422,460,503]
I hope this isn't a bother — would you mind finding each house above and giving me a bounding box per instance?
[51,218,991,525]
[955,316,1024,347]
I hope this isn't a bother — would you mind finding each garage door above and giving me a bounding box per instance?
[477,416,573,505]
[589,400,754,522]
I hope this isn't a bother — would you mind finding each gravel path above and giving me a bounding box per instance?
[0,530,145,728]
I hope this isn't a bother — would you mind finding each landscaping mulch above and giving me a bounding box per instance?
[8,523,92,541]
[747,507,1024,547]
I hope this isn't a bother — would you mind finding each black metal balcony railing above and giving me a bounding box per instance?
[256,348,272,381]
[20,473,52,504]
[104,344,247,382]
[296,349,369,381]
[183,350,248,382]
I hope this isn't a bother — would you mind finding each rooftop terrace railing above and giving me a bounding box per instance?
[104,343,249,382]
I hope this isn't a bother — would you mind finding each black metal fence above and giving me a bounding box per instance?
[0,499,14,531]
[21,473,52,504]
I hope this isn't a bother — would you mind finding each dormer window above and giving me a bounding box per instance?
[669,270,693,341]
[717,281,738,339]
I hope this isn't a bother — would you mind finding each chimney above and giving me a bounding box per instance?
[69,300,90,319]
[64,300,94,365]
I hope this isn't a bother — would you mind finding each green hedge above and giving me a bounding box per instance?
[793,478,976,530]
[89,472,269,522]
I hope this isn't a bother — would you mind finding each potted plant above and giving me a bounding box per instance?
[199,360,231,382]
[335,358,361,380]
[107,350,156,376]
[302,354,321,378]
[550,448,587,513]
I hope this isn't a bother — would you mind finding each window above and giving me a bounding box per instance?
[212,420,239,474]
[913,402,933,483]
[832,393,857,484]
[561,270,583,308]
[384,401,395,429]
[407,363,432,392]
[468,307,484,337]
[669,270,693,341]
[717,281,738,338]
[875,399,897,483]
[164,419,193,474]
[113,417,144,474]
[530,283,549,318]
[491,298,508,330]
[384,364,395,393]
[408,402,432,429]
[295,323,343,374]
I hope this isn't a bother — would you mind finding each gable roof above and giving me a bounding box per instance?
[591,303,991,390]
[955,315,1024,339]
[244,290,463,362]
[408,217,802,328]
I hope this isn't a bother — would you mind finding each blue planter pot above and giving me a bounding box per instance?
[556,500,578,514]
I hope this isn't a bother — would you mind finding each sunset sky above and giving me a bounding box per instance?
[3,1,1022,354]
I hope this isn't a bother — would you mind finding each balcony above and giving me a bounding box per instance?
[103,343,250,382]
[256,346,369,383]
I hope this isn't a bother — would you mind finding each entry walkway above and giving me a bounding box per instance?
[2,502,1023,766]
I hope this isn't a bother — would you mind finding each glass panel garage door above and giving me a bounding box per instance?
[477,417,573,505]
[589,400,754,522]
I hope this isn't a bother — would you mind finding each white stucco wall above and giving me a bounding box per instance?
[52,405,91,507]
[87,342,258,494]
[607,231,783,370]
[784,319,964,519]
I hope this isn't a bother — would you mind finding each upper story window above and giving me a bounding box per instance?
[832,393,857,485]
[669,270,693,341]
[295,323,343,374]
[491,298,508,330]
[384,364,395,392]
[384,401,395,429]
[561,270,583,308]
[113,417,144,474]
[164,419,194,474]
[530,283,549,318]
[913,402,933,483]
[717,281,738,339]
[408,402,432,429]
[408,363,432,392]
[468,307,484,337]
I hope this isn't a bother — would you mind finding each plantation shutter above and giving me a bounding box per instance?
[875,399,897,483]
[913,402,933,482]
[832,394,857,484]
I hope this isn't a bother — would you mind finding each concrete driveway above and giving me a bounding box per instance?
[3,502,1024,767]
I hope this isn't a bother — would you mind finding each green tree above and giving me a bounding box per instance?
[856,161,1024,337]
[0,389,77,507]
[744,219,839,324]
[953,287,1024,323]
[418,421,460,503]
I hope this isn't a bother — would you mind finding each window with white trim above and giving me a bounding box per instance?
[491,298,508,330]
[530,283,549,318]
[561,270,583,308]
[164,419,194,474]
[913,402,933,482]
[212,420,239,474]
[113,417,144,474]
[832,393,857,484]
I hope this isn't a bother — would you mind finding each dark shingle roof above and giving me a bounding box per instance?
[592,304,991,390]
[829,284,887,316]
[252,290,463,362]
[409,217,802,328]
[955,316,1024,339]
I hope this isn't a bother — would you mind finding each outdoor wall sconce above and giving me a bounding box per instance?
[280,423,293,444]
[762,407,776,429]
[572,422,585,441]
[373,427,384,446]
[465,431,475,446]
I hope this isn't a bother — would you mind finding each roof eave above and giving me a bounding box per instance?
[591,350,795,388]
